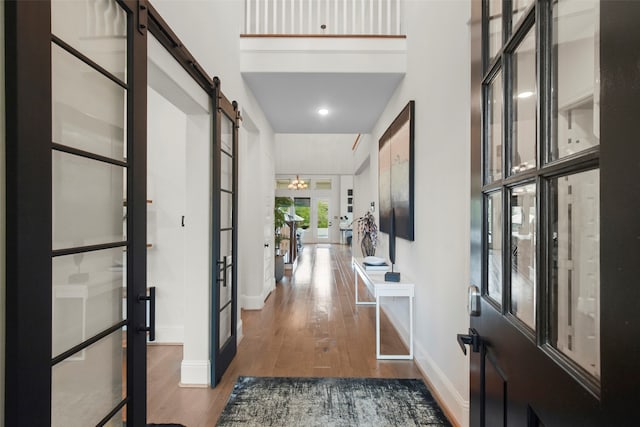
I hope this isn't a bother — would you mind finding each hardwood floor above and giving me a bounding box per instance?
[147,244,421,426]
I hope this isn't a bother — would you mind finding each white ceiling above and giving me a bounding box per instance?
[242,72,404,134]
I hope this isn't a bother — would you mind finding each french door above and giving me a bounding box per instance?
[6,0,148,425]
[466,0,640,425]
[211,89,240,386]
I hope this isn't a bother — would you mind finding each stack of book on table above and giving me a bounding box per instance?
[363,256,390,271]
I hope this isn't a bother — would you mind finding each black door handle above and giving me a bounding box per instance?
[456,328,480,355]
[216,258,227,287]
[137,286,156,341]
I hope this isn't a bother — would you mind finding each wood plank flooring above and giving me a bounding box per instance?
[147,244,421,426]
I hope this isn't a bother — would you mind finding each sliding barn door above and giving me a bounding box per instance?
[211,87,240,386]
[5,0,149,424]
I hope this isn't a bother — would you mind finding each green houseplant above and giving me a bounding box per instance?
[274,197,294,281]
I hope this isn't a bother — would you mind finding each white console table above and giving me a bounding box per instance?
[352,257,414,360]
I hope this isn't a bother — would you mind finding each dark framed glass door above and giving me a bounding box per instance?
[5,0,148,424]
[467,0,640,425]
[211,88,240,386]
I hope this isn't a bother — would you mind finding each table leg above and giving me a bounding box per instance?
[376,295,381,359]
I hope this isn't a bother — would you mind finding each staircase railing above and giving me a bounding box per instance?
[244,0,403,36]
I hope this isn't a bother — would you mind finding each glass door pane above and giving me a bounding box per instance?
[510,27,537,175]
[550,169,600,380]
[51,0,129,424]
[219,112,233,348]
[316,199,329,239]
[486,191,503,304]
[51,0,127,82]
[512,0,534,28]
[510,183,536,329]
[52,44,126,161]
[550,0,600,162]
[52,329,125,426]
[486,71,503,183]
[488,0,503,64]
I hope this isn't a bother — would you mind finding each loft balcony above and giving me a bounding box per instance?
[240,0,407,133]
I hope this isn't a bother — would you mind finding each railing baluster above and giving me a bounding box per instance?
[273,0,277,34]
[245,0,403,36]
[369,0,373,34]
[352,0,356,34]
[377,0,381,35]
[331,0,340,34]
[395,0,400,35]
[300,0,304,34]
[246,0,251,33]
[256,0,260,33]
[343,0,347,34]
[386,0,390,35]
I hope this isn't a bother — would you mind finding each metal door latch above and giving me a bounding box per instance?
[456,328,481,355]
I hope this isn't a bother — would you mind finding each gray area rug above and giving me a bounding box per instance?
[217,376,451,426]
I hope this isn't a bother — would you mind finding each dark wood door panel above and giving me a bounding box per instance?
[473,298,602,426]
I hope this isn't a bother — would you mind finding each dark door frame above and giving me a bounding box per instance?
[5,0,148,425]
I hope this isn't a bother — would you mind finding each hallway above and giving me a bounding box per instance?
[147,244,421,426]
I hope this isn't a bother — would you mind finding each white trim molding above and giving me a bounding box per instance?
[414,341,470,427]
[179,359,210,387]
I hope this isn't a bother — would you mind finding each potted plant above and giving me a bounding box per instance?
[274,197,294,281]
[356,211,378,256]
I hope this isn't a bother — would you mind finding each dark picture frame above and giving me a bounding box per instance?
[379,101,415,241]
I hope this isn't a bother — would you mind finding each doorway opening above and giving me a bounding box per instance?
[147,32,213,387]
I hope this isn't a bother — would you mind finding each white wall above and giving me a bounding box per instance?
[152,0,278,341]
[275,133,355,175]
[181,112,213,385]
[147,87,187,343]
[353,148,374,257]
[238,114,275,310]
[0,1,5,423]
[353,1,472,424]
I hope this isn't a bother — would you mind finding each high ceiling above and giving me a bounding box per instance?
[242,72,404,134]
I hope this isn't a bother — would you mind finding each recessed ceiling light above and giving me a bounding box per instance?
[318,108,329,116]
[517,91,534,99]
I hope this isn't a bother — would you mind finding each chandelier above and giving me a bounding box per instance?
[288,175,308,190]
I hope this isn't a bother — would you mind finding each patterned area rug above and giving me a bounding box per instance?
[217,376,451,426]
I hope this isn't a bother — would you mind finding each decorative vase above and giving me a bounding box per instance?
[274,254,285,282]
[360,234,376,256]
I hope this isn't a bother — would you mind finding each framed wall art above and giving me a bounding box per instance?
[378,101,414,241]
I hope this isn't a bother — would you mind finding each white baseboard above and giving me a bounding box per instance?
[153,325,184,344]
[382,304,469,427]
[241,281,276,310]
[180,359,210,387]
[414,341,469,427]
[237,318,244,344]
[241,293,265,310]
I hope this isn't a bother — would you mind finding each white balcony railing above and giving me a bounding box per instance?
[244,0,403,36]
